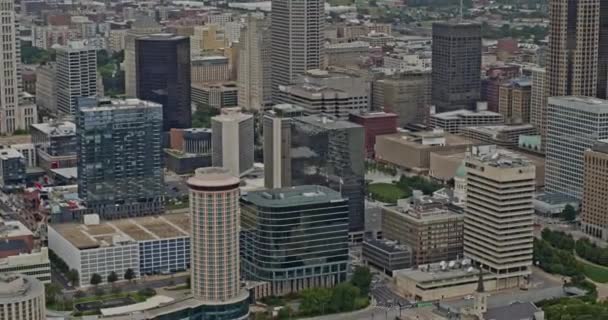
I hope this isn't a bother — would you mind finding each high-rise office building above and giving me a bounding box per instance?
[372,70,432,126]
[291,115,365,235]
[545,96,608,198]
[187,167,249,320]
[263,104,304,189]
[529,67,547,138]
[135,34,191,130]
[211,110,254,177]
[464,146,535,290]
[598,1,608,99]
[498,78,532,124]
[0,0,37,133]
[237,14,271,110]
[56,42,98,116]
[77,97,164,219]
[431,22,482,112]
[547,0,599,99]
[271,0,324,101]
[240,185,350,295]
[124,16,162,98]
[581,140,608,239]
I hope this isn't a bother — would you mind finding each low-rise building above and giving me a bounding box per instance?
[374,130,475,174]
[429,105,504,133]
[48,213,190,286]
[325,41,371,67]
[460,124,537,147]
[0,274,46,320]
[382,192,464,266]
[191,82,238,109]
[534,192,580,217]
[191,56,231,83]
[0,146,26,191]
[30,120,77,170]
[394,262,495,301]
[362,239,412,275]
[349,111,398,158]
[0,248,51,284]
[0,219,34,259]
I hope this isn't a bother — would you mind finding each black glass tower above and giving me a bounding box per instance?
[135,34,191,131]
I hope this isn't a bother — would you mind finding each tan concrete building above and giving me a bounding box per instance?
[325,41,371,68]
[191,56,231,83]
[124,16,162,97]
[498,78,531,124]
[192,24,226,54]
[237,14,271,110]
[382,194,464,266]
[529,67,547,139]
[460,124,537,148]
[581,140,608,240]
[394,264,496,301]
[374,131,475,173]
[372,70,432,126]
[464,146,535,290]
[336,23,392,42]
[0,275,46,320]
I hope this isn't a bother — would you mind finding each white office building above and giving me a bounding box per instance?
[545,96,608,198]
[56,42,98,116]
[211,110,254,177]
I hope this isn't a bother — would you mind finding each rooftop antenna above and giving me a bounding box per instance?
[459,0,464,21]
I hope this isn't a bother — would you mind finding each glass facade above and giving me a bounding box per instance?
[77,98,164,218]
[290,116,365,232]
[240,186,350,295]
[135,34,191,131]
[153,299,249,320]
[139,237,190,275]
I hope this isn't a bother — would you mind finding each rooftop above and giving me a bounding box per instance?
[464,124,536,134]
[396,260,489,283]
[468,147,532,169]
[211,111,252,123]
[80,98,162,112]
[548,96,608,112]
[30,121,76,137]
[242,185,345,207]
[364,239,410,254]
[187,167,240,188]
[535,192,579,205]
[50,213,190,250]
[591,139,608,153]
[432,109,502,120]
[138,33,188,41]
[350,111,398,119]
[0,218,33,238]
[377,131,473,148]
[0,147,23,160]
[0,274,43,301]
[295,115,363,130]
[326,41,370,49]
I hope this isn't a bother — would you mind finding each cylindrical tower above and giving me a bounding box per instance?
[0,274,45,320]
[187,167,241,301]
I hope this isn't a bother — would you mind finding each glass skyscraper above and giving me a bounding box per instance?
[290,115,365,234]
[240,185,350,296]
[135,34,191,131]
[77,97,164,219]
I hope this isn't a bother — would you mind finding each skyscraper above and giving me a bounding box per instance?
[0,0,37,133]
[124,16,162,98]
[56,42,98,116]
[211,110,254,177]
[77,97,164,219]
[598,1,608,99]
[547,0,599,98]
[581,140,608,239]
[240,185,349,296]
[545,96,608,198]
[291,115,365,235]
[271,0,324,102]
[237,14,272,110]
[263,104,304,189]
[187,167,249,320]
[431,22,482,112]
[464,146,535,290]
[135,34,191,130]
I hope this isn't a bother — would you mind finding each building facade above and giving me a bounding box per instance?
[431,22,482,112]
[0,275,45,320]
[191,82,238,109]
[0,147,26,192]
[263,104,304,189]
[211,110,254,177]
[498,78,532,124]
[187,168,249,320]
[581,140,608,239]
[237,14,272,110]
[362,239,412,275]
[545,96,608,198]
[291,115,366,235]
[35,63,57,114]
[372,70,432,126]
[77,98,164,219]
[240,186,350,295]
[348,111,398,158]
[135,34,191,130]
[124,16,162,98]
[0,248,51,284]
[191,56,231,83]
[271,0,324,101]
[464,146,535,290]
[56,43,98,116]
[280,69,370,120]
[30,121,77,170]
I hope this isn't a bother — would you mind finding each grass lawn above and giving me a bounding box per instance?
[368,183,407,204]
[582,261,608,283]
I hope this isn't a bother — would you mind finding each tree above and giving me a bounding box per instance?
[351,266,372,296]
[331,283,360,312]
[45,283,61,305]
[562,204,577,221]
[90,273,102,286]
[124,268,136,282]
[67,269,79,286]
[107,271,118,285]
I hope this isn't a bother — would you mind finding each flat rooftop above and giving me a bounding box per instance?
[0,218,33,238]
[30,121,76,137]
[242,185,345,207]
[535,192,579,205]
[377,132,473,148]
[350,111,398,119]
[50,213,190,250]
[364,239,410,254]
[548,96,608,112]
[0,147,23,160]
[295,115,364,130]
[464,124,536,134]
[396,262,490,283]
[432,109,502,120]
[211,111,252,123]
[138,33,187,41]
